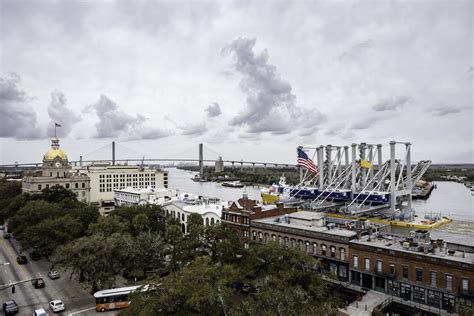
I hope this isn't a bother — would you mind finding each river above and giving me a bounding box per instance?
[167,168,474,228]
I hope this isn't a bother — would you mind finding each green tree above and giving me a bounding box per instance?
[8,200,63,240]
[33,185,78,203]
[132,213,150,233]
[0,180,22,222]
[122,257,236,315]
[87,215,129,236]
[187,213,204,237]
[113,205,165,234]
[21,215,83,256]
[53,233,131,292]
[164,218,182,247]
[124,232,167,278]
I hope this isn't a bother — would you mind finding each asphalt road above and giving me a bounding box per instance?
[0,230,119,316]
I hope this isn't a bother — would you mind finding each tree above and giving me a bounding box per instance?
[132,214,150,233]
[53,233,132,292]
[87,215,129,236]
[164,218,182,247]
[122,257,236,315]
[113,205,165,235]
[21,215,83,256]
[8,200,63,240]
[187,213,204,236]
[124,232,167,277]
[33,185,78,203]
[0,181,23,222]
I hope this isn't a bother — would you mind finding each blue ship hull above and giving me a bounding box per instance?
[355,192,390,205]
[290,187,319,200]
[320,190,351,202]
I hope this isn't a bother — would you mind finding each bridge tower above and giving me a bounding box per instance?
[199,143,204,178]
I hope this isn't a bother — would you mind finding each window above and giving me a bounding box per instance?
[376,260,382,273]
[413,286,426,304]
[353,256,359,269]
[321,244,326,256]
[389,264,395,276]
[75,183,78,188]
[416,268,423,282]
[461,278,469,291]
[445,274,453,291]
[402,265,409,279]
[330,246,336,258]
[339,266,347,278]
[258,232,263,242]
[244,230,249,238]
[312,243,317,255]
[182,214,186,222]
[365,258,370,271]
[430,271,437,287]
[46,184,49,189]
[65,183,69,189]
[37,185,42,190]
[305,241,310,253]
[340,248,345,261]
[206,218,209,226]
[82,191,85,197]
[244,242,248,249]
[252,231,256,241]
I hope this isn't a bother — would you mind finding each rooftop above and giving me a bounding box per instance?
[351,233,474,264]
[253,212,358,238]
[167,199,225,217]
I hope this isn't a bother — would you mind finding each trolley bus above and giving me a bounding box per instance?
[94,285,144,312]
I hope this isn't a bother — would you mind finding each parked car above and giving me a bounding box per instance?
[32,278,45,289]
[30,251,41,261]
[49,300,65,312]
[47,271,60,280]
[3,232,11,239]
[16,255,27,264]
[2,300,19,314]
[0,224,4,230]
[33,308,48,316]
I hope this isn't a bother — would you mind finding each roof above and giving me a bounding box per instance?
[167,200,224,217]
[287,211,325,220]
[43,148,67,160]
[253,214,358,238]
[351,235,474,264]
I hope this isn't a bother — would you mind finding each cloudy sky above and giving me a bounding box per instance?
[0,0,472,165]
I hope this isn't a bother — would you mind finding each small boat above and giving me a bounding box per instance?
[222,181,244,188]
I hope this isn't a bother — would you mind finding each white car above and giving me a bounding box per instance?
[49,300,65,312]
[48,271,60,279]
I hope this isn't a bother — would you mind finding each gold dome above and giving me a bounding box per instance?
[43,137,68,161]
[43,148,67,160]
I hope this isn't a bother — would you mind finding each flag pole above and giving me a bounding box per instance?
[54,123,57,138]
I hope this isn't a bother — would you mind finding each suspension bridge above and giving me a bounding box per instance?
[0,142,297,176]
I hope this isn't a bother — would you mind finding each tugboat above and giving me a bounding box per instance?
[261,175,289,204]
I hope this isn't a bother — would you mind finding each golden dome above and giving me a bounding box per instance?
[43,137,68,161]
[43,148,67,160]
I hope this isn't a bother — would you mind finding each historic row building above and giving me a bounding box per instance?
[230,207,474,314]
[221,196,298,248]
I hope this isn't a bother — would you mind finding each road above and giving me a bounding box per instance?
[0,230,118,315]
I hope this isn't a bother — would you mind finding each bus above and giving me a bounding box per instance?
[93,285,143,312]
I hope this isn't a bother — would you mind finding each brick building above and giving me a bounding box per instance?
[349,230,474,312]
[221,198,297,248]
[250,211,359,281]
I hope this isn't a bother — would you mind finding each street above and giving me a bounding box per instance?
[0,231,118,316]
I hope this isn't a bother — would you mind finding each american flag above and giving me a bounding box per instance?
[297,147,318,175]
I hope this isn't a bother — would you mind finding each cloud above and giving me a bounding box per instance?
[223,37,326,135]
[180,122,208,136]
[431,105,464,117]
[0,73,45,140]
[84,95,171,139]
[339,39,374,61]
[48,90,81,136]
[205,102,222,118]
[350,118,374,130]
[372,96,412,112]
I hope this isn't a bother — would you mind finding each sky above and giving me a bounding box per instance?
[0,0,472,165]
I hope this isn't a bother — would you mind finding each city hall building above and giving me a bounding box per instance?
[22,137,91,203]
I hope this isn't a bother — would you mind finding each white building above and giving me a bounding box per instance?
[163,197,226,234]
[114,187,180,207]
[83,162,168,204]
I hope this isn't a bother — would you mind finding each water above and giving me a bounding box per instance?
[411,181,473,222]
[167,167,263,201]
